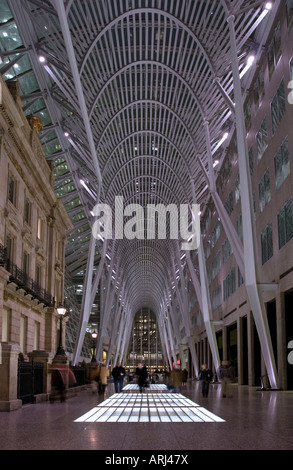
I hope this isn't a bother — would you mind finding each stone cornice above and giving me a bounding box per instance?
[0,76,72,234]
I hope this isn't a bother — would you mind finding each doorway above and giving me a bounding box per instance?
[241,316,248,385]
[285,289,293,389]
[227,323,238,378]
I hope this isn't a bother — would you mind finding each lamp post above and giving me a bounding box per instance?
[56,303,67,356]
[91,330,98,362]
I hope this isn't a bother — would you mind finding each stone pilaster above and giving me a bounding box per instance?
[27,350,54,397]
[0,342,22,411]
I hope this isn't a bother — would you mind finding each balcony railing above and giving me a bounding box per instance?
[0,244,7,266]
[0,243,55,307]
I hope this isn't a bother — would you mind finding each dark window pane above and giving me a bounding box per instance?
[278,208,285,248]
[285,201,293,243]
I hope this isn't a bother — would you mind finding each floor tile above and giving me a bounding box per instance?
[1,381,293,451]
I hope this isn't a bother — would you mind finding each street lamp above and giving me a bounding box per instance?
[91,330,98,362]
[56,303,67,356]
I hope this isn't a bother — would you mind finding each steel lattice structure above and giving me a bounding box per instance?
[0,0,282,387]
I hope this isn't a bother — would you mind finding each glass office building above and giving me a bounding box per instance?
[127,308,164,372]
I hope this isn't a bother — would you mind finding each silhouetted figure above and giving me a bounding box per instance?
[198,364,213,397]
[218,360,234,397]
[89,363,100,393]
[50,366,77,402]
[112,363,126,393]
[135,362,148,392]
[99,362,109,396]
[169,366,183,393]
[182,368,188,385]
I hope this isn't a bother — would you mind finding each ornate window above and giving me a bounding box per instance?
[271,80,286,135]
[261,224,273,264]
[256,117,268,160]
[278,200,293,248]
[259,169,271,212]
[275,136,290,189]
[268,22,282,79]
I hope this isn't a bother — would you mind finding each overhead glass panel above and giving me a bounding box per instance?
[0,21,22,49]
[0,0,13,23]
[1,0,275,367]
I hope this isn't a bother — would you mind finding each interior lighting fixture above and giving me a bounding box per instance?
[80,179,96,199]
[245,1,273,38]
[212,132,229,155]
[247,55,256,67]
[239,54,256,79]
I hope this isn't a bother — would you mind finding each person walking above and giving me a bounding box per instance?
[50,368,66,402]
[98,362,109,396]
[182,368,188,385]
[89,363,100,394]
[218,360,234,397]
[169,366,183,393]
[135,362,148,392]
[112,363,126,393]
[198,364,213,397]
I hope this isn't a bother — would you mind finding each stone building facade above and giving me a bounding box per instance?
[0,76,72,366]
[190,4,293,390]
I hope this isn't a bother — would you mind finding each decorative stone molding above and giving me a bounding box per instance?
[0,342,22,411]
[26,115,43,134]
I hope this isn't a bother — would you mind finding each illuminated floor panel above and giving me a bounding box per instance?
[75,393,225,423]
[122,384,168,391]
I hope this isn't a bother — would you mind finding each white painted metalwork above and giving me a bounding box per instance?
[3,0,280,386]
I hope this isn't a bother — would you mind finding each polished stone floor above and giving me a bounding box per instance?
[0,380,293,451]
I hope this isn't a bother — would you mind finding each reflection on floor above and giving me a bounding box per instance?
[74,392,225,423]
[122,384,168,391]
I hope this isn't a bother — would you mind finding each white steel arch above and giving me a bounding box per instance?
[5,0,280,387]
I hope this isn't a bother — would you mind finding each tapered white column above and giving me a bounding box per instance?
[72,232,105,364]
[164,310,176,369]
[203,119,245,277]
[119,311,132,364]
[96,255,119,361]
[106,299,122,367]
[171,246,199,376]
[158,317,173,370]
[167,299,184,365]
[185,248,221,376]
[227,15,278,389]
[197,239,221,377]
[170,301,187,367]
[114,310,126,365]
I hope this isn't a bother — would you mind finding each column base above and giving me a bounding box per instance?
[0,399,22,412]
[52,354,69,365]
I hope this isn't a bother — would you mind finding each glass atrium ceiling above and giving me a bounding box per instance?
[0,0,278,364]
[0,0,92,279]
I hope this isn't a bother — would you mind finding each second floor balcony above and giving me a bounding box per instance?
[0,243,55,308]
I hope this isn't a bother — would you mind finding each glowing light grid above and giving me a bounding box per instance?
[74,393,225,423]
[122,384,168,391]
